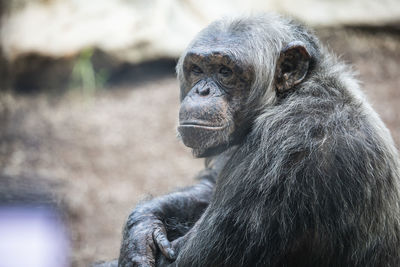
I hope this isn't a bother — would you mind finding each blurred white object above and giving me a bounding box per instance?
[1,0,399,62]
[0,207,69,267]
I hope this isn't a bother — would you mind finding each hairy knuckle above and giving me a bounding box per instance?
[153,229,165,239]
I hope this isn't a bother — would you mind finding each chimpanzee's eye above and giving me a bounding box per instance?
[219,66,233,78]
[191,65,203,75]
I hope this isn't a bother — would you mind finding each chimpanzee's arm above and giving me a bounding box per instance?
[118,176,214,267]
[118,151,232,267]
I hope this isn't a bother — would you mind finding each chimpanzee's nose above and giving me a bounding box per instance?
[196,86,210,96]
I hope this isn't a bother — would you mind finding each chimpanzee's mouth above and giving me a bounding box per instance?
[179,121,226,130]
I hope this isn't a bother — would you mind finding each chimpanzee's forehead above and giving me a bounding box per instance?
[186,49,233,59]
[184,49,240,68]
[186,35,247,62]
[184,32,253,67]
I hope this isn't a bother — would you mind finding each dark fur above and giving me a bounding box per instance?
[119,14,400,267]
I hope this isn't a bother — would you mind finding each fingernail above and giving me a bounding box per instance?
[168,249,176,259]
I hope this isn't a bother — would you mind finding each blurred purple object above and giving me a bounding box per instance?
[0,207,69,267]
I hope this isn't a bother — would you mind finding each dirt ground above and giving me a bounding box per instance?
[0,28,399,266]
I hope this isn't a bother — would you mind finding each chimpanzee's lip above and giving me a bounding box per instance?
[179,121,226,130]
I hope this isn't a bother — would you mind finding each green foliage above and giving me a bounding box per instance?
[70,48,109,96]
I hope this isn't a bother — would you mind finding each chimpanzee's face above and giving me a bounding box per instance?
[177,50,254,157]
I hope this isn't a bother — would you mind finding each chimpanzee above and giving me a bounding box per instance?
[117,13,400,267]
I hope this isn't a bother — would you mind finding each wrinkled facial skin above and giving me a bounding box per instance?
[178,51,254,157]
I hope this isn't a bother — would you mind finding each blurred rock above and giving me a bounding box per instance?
[1,0,399,63]
[0,0,399,91]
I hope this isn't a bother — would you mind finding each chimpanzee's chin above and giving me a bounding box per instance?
[192,144,229,158]
[178,125,223,148]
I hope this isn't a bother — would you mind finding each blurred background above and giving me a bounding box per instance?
[0,0,399,266]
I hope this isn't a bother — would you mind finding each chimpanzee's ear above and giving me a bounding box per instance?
[275,41,311,93]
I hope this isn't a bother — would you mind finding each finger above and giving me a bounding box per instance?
[153,226,176,260]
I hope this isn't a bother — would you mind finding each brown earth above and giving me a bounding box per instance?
[0,28,399,266]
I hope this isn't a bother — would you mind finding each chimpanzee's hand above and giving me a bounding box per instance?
[118,212,176,267]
